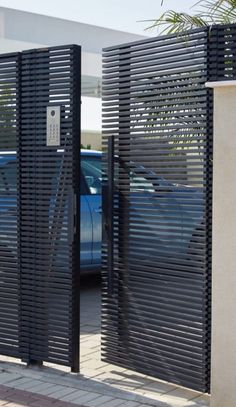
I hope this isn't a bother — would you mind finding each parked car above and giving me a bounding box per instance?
[0,150,102,274]
[0,150,203,274]
[80,150,102,273]
[81,152,203,271]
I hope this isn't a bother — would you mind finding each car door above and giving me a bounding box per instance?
[81,154,102,266]
[80,172,93,266]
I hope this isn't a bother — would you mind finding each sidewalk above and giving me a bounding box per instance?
[0,384,85,407]
[0,363,209,407]
[0,279,210,407]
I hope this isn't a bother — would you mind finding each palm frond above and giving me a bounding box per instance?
[147,0,236,34]
[195,0,236,23]
[145,11,209,35]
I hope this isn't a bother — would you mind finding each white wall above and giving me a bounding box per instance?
[0,7,146,54]
[206,81,236,407]
[81,97,101,133]
[82,52,101,78]
[0,7,146,135]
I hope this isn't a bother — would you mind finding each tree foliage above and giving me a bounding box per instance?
[145,0,236,34]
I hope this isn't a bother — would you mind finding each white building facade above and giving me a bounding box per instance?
[0,7,146,149]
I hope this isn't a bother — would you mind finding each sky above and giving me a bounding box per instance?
[0,0,198,35]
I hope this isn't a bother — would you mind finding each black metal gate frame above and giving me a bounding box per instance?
[0,45,81,372]
[102,23,236,392]
[102,27,216,392]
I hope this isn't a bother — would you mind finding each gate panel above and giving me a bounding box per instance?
[0,45,80,370]
[19,45,81,369]
[102,29,212,392]
[20,46,80,371]
[0,53,20,357]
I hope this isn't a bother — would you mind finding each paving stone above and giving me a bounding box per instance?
[164,388,202,401]
[83,395,115,406]
[138,380,178,395]
[117,401,142,407]
[0,390,34,404]
[4,378,35,390]
[0,374,22,386]
[113,380,143,392]
[25,382,56,393]
[101,398,128,407]
[93,371,127,384]
[47,387,76,399]
[10,380,45,392]
[184,397,210,407]
[80,369,103,379]
[95,364,124,373]
[71,392,100,405]
[190,394,210,405]
[27,399,55,407]
[134,387,166,401]
[59,390,88,402]
[33,384,64,396]
[0,385,86,407]
[138,405,155,407]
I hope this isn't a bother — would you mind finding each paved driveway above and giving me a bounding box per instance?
[79,276,209,407]
[0,276,210,407]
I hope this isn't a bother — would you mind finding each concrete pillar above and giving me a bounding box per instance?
[205,80,236,407]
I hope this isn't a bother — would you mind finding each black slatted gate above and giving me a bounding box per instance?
[0,45,81,370]
[102,29,212,392]
[0,53,20,358]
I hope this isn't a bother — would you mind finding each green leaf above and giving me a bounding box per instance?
[146,0,236,34]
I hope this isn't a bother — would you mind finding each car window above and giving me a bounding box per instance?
[80,172,89,195]
[130,172,155,193]
[81,156,101,195]
[117,161,155,193]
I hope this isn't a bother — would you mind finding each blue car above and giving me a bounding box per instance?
[80,150,102,273]
[0,150,203,274]
[0,150,102,274]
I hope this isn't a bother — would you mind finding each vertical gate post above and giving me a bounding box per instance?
[70,44,81,373]
[206,81,236,407]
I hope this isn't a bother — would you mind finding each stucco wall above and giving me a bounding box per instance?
[209,83,236,407]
